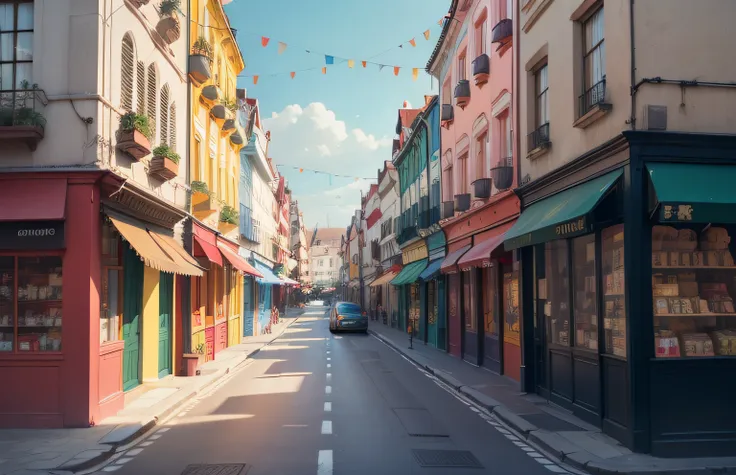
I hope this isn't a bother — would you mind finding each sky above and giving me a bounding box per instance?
[223,0,450,230]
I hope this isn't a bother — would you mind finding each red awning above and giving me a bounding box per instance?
[0,178,67,221]
[217,241,263,278]
[440,244,471,274]
[193,235,223,266]
[366,208,382,229]
[457,223,514,270]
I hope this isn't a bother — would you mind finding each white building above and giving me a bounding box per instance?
[374,161,401,322]
[362,184,381,311]
[307,228,343,287]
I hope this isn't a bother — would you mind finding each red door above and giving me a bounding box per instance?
[205,327,215,362]
[448,273,461,357]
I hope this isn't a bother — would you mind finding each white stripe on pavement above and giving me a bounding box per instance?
[325,385,332,394]
[321,420,333,435]
[317,450,333,475]
[324,402,332,412]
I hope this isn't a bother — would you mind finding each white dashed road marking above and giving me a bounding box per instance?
[324,402,332,412]
[325,385,332,394]
[317,450,333,475]
[321,420,333,435]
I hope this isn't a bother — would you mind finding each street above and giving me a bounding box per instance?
[94,305,567,475]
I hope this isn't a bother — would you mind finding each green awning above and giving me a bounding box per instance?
[647,163,736,223]
[390,259,428,286]
[504,169,622,251]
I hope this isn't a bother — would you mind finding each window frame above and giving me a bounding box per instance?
[457,50,467,81]
[534,63,549,128]
[582,5,605,93]
[0,0,34,90]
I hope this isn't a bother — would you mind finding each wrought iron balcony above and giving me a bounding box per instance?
[491,18,513,44]
[0,87,48,150]
[579,78,607,118]
[471,54,489,85]
[527,123,550,152]
[472,178,491,199]
[491,158,514,191]
[454,193,471,213]
[441,104,454,123]
[441,201,455,219]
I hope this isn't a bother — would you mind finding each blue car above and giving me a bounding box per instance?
[329,301,368,333]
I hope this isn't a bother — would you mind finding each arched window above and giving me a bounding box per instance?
[120,34,135,111]
[169,102,177,151]
[146,64,157,140]
[159,84,170,145]
[136,61,146,114]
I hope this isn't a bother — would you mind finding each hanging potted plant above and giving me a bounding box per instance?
[182,343,206,377]
[189,36,213,85]
[130,0,151,7]
[218,204,239,235]
[149,144,180,181]
[155,0,181,45]
[117,111,152,160]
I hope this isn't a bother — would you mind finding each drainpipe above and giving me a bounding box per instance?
[514,0,522,187]
[629,0,637,130]
[182,0,193,355]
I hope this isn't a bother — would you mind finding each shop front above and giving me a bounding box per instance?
[391,240,428,333]
[369,264,401,326]
[418,231,446,350]
[252,258,284,334]
[504,131,736,457]
[216,237,260,348]
[440,241,470,358]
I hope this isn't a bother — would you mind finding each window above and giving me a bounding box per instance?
[169,102,176,151]
[603,225,625,357]
[337,303,361,314]
[120,34,135,111]
[544,240,570,346]
[0,1,33,89]
[457,154,468,194]
[475,133,487,181]
[499,112,512,163]
[474,15,487,56]
[535,64,549,127]
[583,6,605,93]
[159,84,169,145]
[457,51,466,81]
[319,259,324,267]
[329,258,333,268]
[0,255,63,352]
[573,234,597,350]
[503,269,520,344]
[442,79,452,105]
[483,267,497,335]
[146,64,158,141]
[136,61,146,114]
[101,224,123,343]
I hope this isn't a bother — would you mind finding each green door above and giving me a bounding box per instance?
[122,245,144,391]
[158,272,174,378]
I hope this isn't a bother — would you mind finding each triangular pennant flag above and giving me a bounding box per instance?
[409,38,416,47]
[325,55,334,65]
[347,59,355,68]
[277,42,287,54]
[261,37,270,47]
[394,66,400,76]
[361,61,367,68]
[399,44,403,48]
[290,71,296,79]
[322,67,327,74]
[299,168,304,173]
[378,65,386,72]
[438,18,444,26]
[423,29,431,40]
[412,68,419,81]
[253,75,259,84]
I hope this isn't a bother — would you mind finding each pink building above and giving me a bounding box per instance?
[427,0,521,379]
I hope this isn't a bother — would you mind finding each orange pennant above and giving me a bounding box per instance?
[253,75,259,84]
[409,38,416,47]
[394,66,400,76]
[261,37,270,47]
[322,67,327,74]
[290,71,296,79]
[438,18,443,26]
[361,61,367,68]
[299,168,304,173]
[423,29,431,40]
[412,68,419,81]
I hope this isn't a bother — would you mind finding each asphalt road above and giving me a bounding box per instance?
[96,305,568,475]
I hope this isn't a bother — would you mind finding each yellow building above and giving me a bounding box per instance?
[187,0,246,361]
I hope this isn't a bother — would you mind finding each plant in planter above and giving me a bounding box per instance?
[189,36,213,85]
[190,180,209,195]
[219,205,239,225]
[222,97,238,113]
[155,0,181,44]
[182,343,206,376]
[192,36,213,61]
[149,144,180,181]
[117,112,152,160]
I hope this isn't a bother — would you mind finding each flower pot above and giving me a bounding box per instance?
[472,54,490,85]
[491,165,514,191]
[156,14,181,45]
[117,129,151,160]
[210,104,227,120]
[454,80,471,108]
[149,155,179,181]
[182,353,204,376]
[189,55,211,86]
[454,193,471,212]
[200,85,222,105]
[221,119,235,136]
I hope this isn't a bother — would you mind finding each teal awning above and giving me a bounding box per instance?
[647,163,736,223]
[419,259,442,281]
[253,260,284,285]
[504,169,622,251]
[391,259,428,286]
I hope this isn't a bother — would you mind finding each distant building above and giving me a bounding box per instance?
[307,228,344,287]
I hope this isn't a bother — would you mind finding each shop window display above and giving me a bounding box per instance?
[503,270,520,344]
[0,257,14,351]
[483,267,497,335]
[544,240,570,346]
[573,235,598,350]
[652,225,736,358]
[603,225,626,358]
[101,224,123,343]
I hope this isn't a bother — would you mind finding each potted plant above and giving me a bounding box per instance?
[182,343,205,376]
[130,0,150,7]
[189,36,213,85]
[155,0,181,45]
[149,144,180,180]
[190,180,209,195]
[117,112,152,160]
[219,205,238,225]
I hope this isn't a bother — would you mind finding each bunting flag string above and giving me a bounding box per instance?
[276,165,377,181]
[244,60,425,83]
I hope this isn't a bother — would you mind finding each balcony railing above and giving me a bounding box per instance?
[0,87,48,150]
[491,18,513,44]
[441,201,454,219]
[579,78,606,118]
[527,123,550,152]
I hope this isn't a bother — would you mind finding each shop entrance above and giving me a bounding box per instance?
[122,245,143,391]
[462,270,480,365]
[158,272,173,378]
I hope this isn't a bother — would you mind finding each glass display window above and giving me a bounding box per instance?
[483,267,497,336]
[464,271,477,332]
[573,235,598,351]
[0,256,14,352]
[651,224,736,358]
[602,224,626,358]
[503,269,520,345]
[14,256,63,352]
[101,223,123,344]
[544,240,571,346]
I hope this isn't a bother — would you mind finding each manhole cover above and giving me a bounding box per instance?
[412,449,484,469]
[181,464,250,475]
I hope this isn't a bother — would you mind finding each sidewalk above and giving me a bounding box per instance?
[0,308,304,475]
[369,323,736,475]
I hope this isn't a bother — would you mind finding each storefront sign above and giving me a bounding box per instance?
[661,204,693,222]
[555,217,587,238]
[108,188,181,228]
[0,221,65,250]
[402,242,428,264]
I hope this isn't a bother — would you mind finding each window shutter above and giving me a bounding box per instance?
[160,84,169,145]
[136,61,145,114]
[146,64,157,140]
[120,34,135,111]
[169,102,176,151]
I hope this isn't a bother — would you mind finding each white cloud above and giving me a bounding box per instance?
[352,129,393,151]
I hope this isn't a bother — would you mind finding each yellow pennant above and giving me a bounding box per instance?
[347,59,355,68]
[409,38,416,47]
[322,67,327,74]
[423,29,431,40]
[412,68,419,81]
[253,75,259,84]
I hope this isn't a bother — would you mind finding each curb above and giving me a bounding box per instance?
[62,314,303,473]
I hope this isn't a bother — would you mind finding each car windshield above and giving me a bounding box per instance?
[337,303,362,314]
